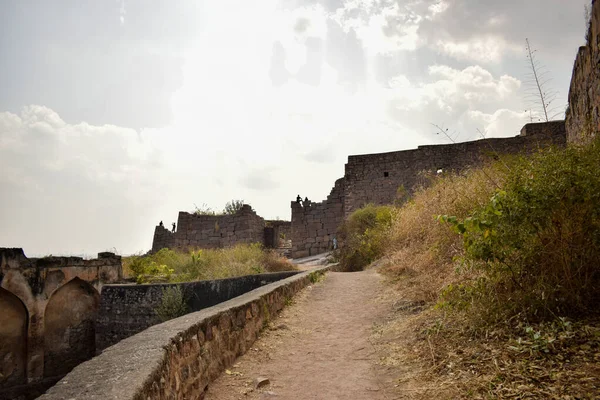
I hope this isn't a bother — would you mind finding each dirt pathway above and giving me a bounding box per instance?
[205,269,396,400]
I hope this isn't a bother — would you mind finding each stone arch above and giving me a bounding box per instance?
[0,288,28,389]
[43,278,100,378]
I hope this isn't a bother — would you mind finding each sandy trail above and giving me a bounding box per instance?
[205,268,395,400]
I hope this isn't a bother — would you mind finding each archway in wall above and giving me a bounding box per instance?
[0,288,28,389]
[43,278,100,378]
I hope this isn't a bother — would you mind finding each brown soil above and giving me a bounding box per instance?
[204,269,400,399]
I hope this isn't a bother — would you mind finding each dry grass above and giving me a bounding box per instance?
[379,162,509,302]
[371,151,600,398]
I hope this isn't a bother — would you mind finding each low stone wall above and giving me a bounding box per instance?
[39,266,329,400]
[96,271,300,350]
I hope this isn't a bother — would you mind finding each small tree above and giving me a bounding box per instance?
[223,199,245,215]
[524,38,562,122]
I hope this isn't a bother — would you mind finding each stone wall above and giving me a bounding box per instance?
[343,125,566,217]
[290,122,566,258]
[151,205,283,253]
[96,271,299,350]
[0,248,122,400]
[291,178,345,258]
[566,0,600,144]
[38,266,329,400]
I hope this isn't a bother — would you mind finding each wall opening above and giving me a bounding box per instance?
[44,278,100,378]
[383,171,389,177]
[0,288,28,389]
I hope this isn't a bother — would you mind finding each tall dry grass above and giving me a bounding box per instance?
[380,161,511,302]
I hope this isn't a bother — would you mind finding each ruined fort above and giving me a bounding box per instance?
[1,1,599,398]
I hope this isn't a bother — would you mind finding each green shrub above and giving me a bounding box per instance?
[155,286,188,322]
[223,199,245,215]
[338,204,394,271]
[441,141,600,321]
[124,244,296,283]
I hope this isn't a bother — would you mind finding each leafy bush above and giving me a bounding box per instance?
[223,199,245,215]
[338,204,394,271]
[124,244,296,283]
[441,141,600,321]
[155,286,188,322]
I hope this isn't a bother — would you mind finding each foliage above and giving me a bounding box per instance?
[155,286,188,322]
[123,244,296,283]
[337,204,394,271]
[440,141,600,322]
[380,161,510,301]
[223,199,245,215]
[193,203,217,216]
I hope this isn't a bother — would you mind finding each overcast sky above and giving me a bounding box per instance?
[0,0,590,257]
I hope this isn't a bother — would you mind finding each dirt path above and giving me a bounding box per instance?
[205,269,396,400]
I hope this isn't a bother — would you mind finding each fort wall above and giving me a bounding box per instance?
[152,205,289,253]
[291,122,566,258]
[566,0,600,144]
[0,249,122,400]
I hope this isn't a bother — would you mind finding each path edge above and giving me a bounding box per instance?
[38,265,330,400]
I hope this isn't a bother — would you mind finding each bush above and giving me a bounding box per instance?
[442,141,600,321]
[338,204,394,271]
[381,162,509,301]
[124,244,297,283]
[155,286,188,322]
[223,199,245,215]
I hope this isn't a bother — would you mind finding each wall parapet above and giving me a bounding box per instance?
[96,270,300,350]
[39,266,330,400]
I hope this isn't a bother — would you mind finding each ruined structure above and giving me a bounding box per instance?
[291,121,566,258]
[566,0,600,144]
[0,249,122,399]
[151,204,290,253]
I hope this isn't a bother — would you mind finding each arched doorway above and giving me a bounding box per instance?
[0,288,28,389]
[44,278,99,378]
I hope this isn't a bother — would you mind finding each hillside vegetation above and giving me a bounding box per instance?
[123,243,296,283]
[338,139,600,398]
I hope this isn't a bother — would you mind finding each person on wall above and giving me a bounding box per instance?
[171,222,176,233]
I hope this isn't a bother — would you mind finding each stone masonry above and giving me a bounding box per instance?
[38,266,329,400]
[566,0,600,144]
[0,249,122,400]
[291,122,566,258]
[152,205,290,253]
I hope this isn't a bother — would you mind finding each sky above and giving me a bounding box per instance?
[0,0,591,257]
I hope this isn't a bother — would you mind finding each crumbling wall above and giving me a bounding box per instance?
[566,0,600,144]
[343,125,566,216]
[290,122,566,258]
[151,205,270,253]
[0,249,122,400]
[290,178,345,258]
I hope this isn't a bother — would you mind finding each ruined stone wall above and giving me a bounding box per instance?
[39,266,329,400]
[566,0,600,144]
[290,178,345,258]
[0,249,122,400]
[151,205,269,253]
[343,125,566,216]
[96,271,299,350]
[289,122,566,258]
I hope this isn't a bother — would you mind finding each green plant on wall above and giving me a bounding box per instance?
[155,286,189,322]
